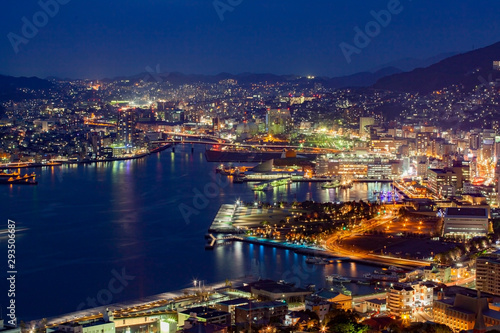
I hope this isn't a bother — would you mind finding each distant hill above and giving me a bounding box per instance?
[370,52,458,73]
[0,74,53,101]
[103,67,403,89]
[373,42,500,93]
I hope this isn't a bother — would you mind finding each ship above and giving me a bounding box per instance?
[270,178,292,187]
[252,183,273,191]
[321,180,341,189]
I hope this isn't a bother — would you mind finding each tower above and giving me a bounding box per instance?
[117,108,137,147]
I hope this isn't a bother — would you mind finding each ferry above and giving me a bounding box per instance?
[270,178,292,187]
[321,180,341,189]
[252,183,273,191]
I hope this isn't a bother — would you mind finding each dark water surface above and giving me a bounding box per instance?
[1,145,390,320]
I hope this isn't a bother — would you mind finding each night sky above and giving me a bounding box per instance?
[1,0,499,79]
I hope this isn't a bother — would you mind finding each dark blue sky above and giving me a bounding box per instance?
[1,0,499,79]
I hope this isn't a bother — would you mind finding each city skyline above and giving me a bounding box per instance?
[2,2,500,333]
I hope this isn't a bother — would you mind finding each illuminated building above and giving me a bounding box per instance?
[443,207,489,238]
[416,132,432,155]
[178,307,231,328]
[314,290,353,311]
[424,265,451,283]
[386,282,433,318]
[215,298,250,325]
[433,291,500,332]
[427,168,458,197]
[494,61,500,70]
[235,301,288,328]
[367,159,394,179]
[304,296,334,321]
[117,108,137,147]
[476,253,500,296]
[319,153,399,179]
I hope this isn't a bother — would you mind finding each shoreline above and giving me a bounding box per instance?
[0,143,173,170]
[208,204,426,270]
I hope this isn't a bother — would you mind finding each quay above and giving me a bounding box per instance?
[207,204,423,270]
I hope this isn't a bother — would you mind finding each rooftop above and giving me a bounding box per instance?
[445,207,488,217]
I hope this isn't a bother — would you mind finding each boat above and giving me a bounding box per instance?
[326,274,351,283]
[357,280,370,285]
[321,180,341,189]
[270,178,292,187]
[253,182,272,191]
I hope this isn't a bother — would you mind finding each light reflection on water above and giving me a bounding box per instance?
[2,145,382,320]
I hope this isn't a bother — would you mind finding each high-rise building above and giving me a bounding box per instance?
[427,168,457,197]
[117,108,137,147]
[476,253,500,296]
[416,132,432,155]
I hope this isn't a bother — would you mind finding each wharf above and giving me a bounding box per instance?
[207,204,423,270]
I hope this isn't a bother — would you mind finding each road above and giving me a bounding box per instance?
[323,211,430,269]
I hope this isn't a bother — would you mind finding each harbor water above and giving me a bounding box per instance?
[1,145,391,320]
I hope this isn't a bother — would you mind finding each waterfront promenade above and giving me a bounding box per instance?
[207,204,429,269]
